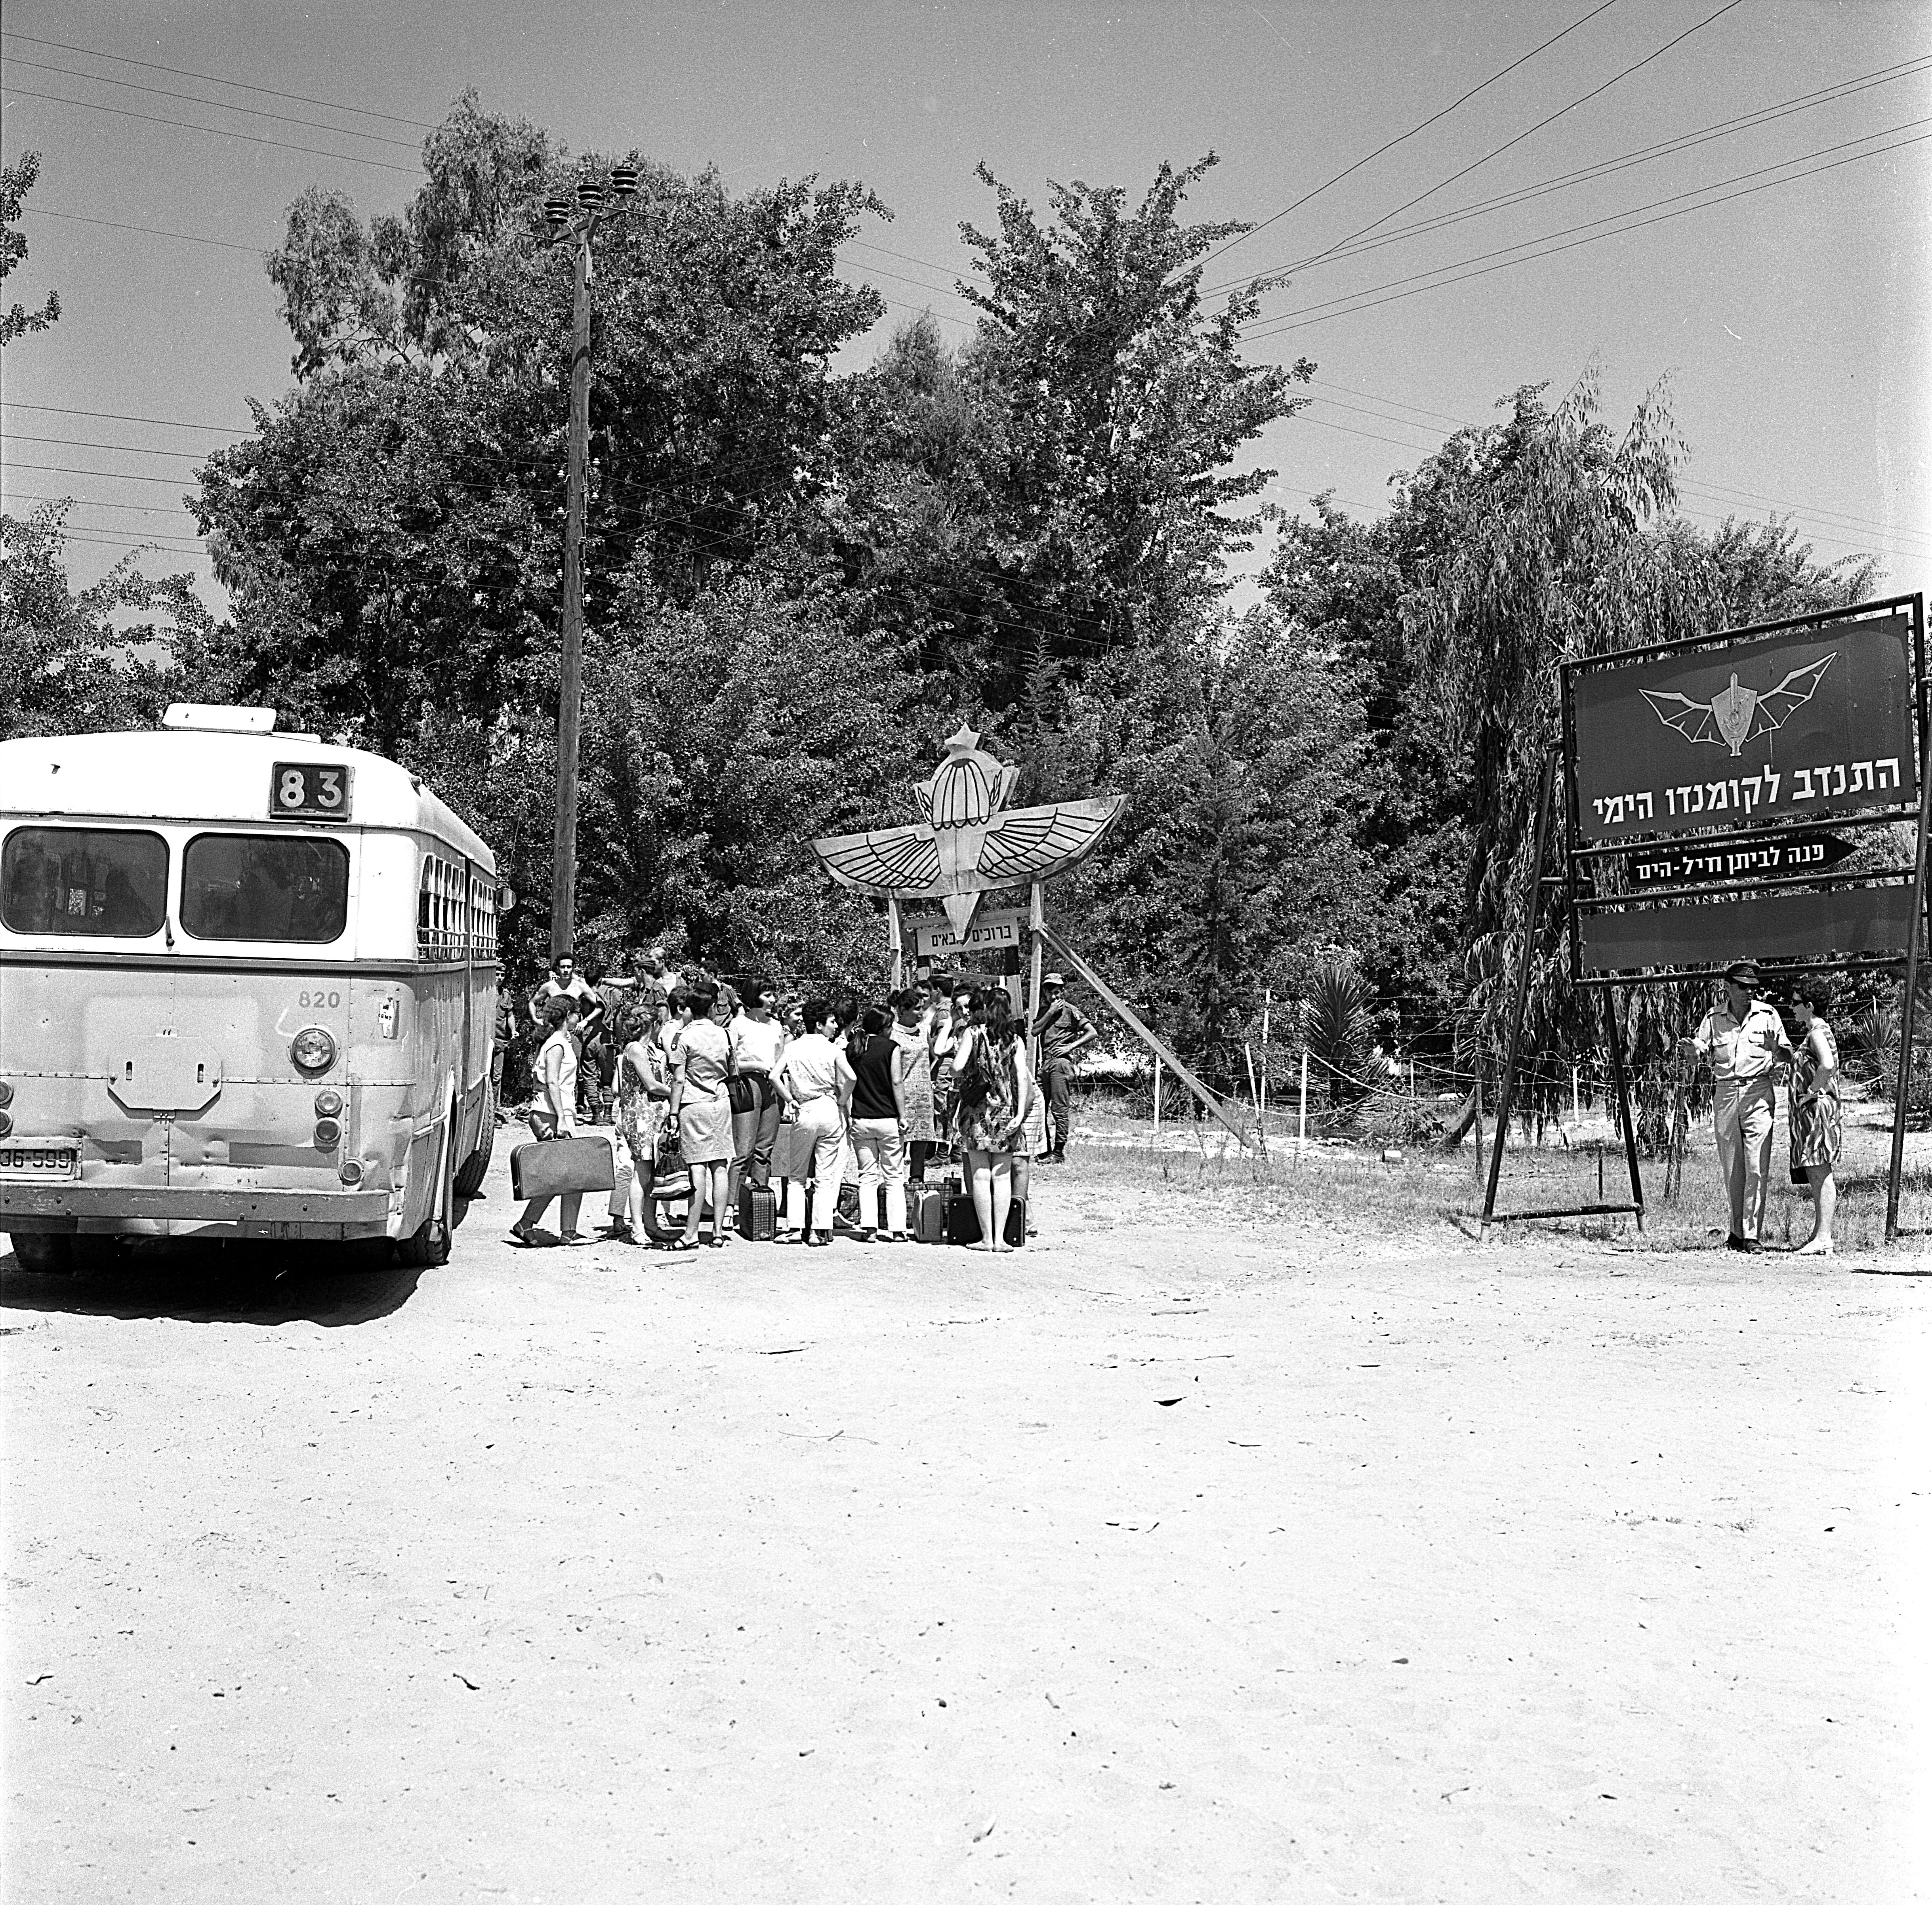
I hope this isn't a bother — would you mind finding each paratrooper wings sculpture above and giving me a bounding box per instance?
[812,723,1124,935]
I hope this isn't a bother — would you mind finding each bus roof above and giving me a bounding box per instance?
[0,728,496,870]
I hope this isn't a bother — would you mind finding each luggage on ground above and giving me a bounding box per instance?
[944,1190,980,1246]
[908,1182,948,1243]
[1002,1197,1026,1249]
[738,1182,778,1242]
[511,1134,615,1201]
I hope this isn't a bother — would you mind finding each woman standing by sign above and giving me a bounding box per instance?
[1786,976,1842,1255]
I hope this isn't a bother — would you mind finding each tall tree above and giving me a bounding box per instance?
[1,151,60,347]
[1,504,215,741]
[936,156,1309,704]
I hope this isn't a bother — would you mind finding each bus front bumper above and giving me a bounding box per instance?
[1,1184,391,1231]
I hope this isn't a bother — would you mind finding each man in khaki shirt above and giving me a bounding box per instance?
[1690,959,1792,1252]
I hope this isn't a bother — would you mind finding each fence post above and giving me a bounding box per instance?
[1298,1048,1309,1147]
[1153,1055,1163,1138]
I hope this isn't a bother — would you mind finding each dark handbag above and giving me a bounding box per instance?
[509,1134,614,1200]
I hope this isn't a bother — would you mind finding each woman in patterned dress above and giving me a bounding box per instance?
[949,987,1036,1252]
[1785,975,1841,1256]
[613,998,671,1243]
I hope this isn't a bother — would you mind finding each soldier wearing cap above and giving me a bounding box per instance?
[1030,971,1098,1164]
[1689,959,1793,1252]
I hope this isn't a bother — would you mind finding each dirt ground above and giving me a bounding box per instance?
[5,1140,1928,1904]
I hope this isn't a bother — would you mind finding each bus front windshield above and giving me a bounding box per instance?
[181,834,349,943]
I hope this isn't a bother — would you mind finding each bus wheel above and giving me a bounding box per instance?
[9,1233,76,1275]
[396,1124,455,1269]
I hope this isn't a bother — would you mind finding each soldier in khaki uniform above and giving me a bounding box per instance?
[1689,959,1792,1253]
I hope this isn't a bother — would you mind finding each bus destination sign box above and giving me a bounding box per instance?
[270,762,353,823]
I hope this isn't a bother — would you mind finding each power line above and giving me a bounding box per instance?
[23,205,269,257]
[4,434,210,460]
[3,400,254,435]
[1,53,424,152]
[1204,52,1932,296]
[1303,0,1751,267]
[0,28,432,131]
[1240,122,1932,338]
[1199,0,1627,271]
[4,85,423,177]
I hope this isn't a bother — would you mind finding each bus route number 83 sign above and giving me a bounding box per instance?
[269,761,353,822]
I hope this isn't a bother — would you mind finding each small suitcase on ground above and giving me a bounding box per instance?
[510,1134,615,1201]
[738,1182,778,1242]
[908,1182,948,1243]
[945,1190,981,1246]
[1002,1197,1026,1249]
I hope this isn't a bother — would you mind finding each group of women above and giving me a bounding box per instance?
[510,969,1039,1254]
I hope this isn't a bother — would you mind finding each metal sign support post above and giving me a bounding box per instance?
[1032,921,1254,1151]
[887,897,904,993]
[1480,751,1643,1237]
[1481,755,1556,1239]
[1884,680,1932,1238]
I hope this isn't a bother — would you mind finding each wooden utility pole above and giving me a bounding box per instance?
[549,232,592,963]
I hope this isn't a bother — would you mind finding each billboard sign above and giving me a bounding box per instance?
[1570,612,1916,844]
[1579,883,1917,974]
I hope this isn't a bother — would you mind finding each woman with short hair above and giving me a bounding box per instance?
[667,982,734,1249]
[509,996,589,1247]
[727,976,787,1218]
[773,999,856,1246]
[1786,974,1842,1255]
[849,1003,911,1241]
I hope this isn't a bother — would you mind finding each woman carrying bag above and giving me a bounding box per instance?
[610,999,673,1243]
[667,980,734,1250]
[509,996,589,1247]
[950,988,1036,1254]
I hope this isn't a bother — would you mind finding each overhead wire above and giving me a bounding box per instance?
[1198,0,1627,271]
[2,86,424,175]
[1202,51,1932,296]
[1297,0,1753,269]
[0,53,425,151]
[22,206,269,257]
[1239,122,1932,339]
[0,28,433,130]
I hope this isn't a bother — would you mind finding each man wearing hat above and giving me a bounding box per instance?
[1689,959,1793,1252]
[1030,972,1099,1164]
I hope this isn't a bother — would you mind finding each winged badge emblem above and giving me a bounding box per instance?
[813,723,1125,935]
[1639,652,1836,757]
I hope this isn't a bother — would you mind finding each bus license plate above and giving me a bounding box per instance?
[0,1145,80,1181]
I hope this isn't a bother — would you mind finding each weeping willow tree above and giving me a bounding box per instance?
[1405,369,1724,1134]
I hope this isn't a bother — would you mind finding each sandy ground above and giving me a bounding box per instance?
[5,1143,1928,1905]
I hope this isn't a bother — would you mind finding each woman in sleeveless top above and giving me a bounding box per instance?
[669,980,734,1249]
[950,987,1036,1251]
[612,999,672,1242]
[1785,975,1841,1255]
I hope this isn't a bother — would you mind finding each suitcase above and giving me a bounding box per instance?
[908,1182,948,1243]
[941,1191,1025,1247]
[738,1182,778,1241]
[944,1191,981,1247]
[510,1134,614,1200]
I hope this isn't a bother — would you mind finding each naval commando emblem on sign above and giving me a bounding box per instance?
[1639,652,1836,757]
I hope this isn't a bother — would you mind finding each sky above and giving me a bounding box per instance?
[3,0,1928,617]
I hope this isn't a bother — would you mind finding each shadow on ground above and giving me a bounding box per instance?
[0,1238,424,1326]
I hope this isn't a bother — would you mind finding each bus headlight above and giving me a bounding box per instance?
[313,1118,342,1151]
[0,1110,12,1140]
[0,1081,13,1107]
[339,1158,365,1186]
[290,1026,337,1074]
[313,1088,343,1117]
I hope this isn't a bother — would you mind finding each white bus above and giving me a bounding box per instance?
[0,705,502,1272]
